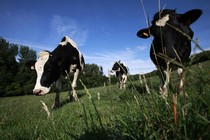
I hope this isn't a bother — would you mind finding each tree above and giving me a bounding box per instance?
[14,46,37,95]
[79,64,107,88]
[18,45,36,64]
[0,38,37,96]
[0,38,18,96]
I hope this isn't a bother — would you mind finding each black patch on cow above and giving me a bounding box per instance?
[40,54,60,88]
[112,62,128,78]
[52,41,84,76]
[137,9,202,85]
[61,36,67,42]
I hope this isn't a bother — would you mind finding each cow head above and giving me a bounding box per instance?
[27,51,60,95]
[137,9,202,68]
[111,61,122,72]
[111,61,128,76]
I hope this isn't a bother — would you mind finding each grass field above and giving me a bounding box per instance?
[0,61,210,140]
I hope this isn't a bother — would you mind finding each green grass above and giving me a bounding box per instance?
[0,61,210,140]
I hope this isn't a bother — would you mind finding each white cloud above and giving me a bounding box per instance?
[50,15,89,47]
[84,48,156,76]
[100,24,114,36]
[6,38,54,53]
[137,45,147,51]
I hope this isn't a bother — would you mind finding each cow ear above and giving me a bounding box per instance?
[180,9,202,26]
[137,28,150,38]
[25,60,36,70]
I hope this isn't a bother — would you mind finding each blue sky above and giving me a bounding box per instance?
[0,0,209,75]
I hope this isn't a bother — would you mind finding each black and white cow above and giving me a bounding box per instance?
[110,61,129,89]
[137,9,202,96]
[27,36,85,108]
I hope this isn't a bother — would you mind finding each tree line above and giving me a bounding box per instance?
[1,37,209,97]
[0,37,119,97]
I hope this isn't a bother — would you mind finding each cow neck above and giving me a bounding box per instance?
[50,48,59,61]
[51,50,67,76]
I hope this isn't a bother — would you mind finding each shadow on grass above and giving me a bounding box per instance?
[65,128,116,140]
[53,92,86,110]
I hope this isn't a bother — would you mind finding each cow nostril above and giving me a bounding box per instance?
[33,89,42,96]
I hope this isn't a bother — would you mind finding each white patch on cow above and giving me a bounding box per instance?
[120,74,128,89]
[117,67,120,71]
[156,14,169,27]
[72,69,80,101]
[33,51,51,95]
[60,36,78,48]
[122,74,127,83]
[177,67,183,74]
[72,69,79,88]
[70,64,77,72]
[110,67,120,73]
[78,50,84,71]
[31,66,35,70]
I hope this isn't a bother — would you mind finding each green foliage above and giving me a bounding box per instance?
[0,37,37,96]
[0,38,18,96]
[79,64,108,89]
[190,50,210,65]
[15,46,37,95]
[18,45,36,64]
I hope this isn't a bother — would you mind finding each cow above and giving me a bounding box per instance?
[137,9,202,97]
[26,36,85,108]
[110,61,129,89]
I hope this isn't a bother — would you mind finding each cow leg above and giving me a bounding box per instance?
[176,67,188,118]
[118,74,123,89]
[157,68,166,88]
[67,81,73,102]
[52,77,62,109]
[177,68,187,96]
[159,70,167,97]
[71,69,80,101]
[122,81,126,89]
[122,74,127,89]
[159,63,171,98]
[119,80,123,89]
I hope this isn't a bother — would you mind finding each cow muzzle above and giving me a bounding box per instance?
[33,89,44,96]
[33,87,50,96]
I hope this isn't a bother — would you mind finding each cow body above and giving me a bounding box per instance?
[111,61,129,89]
[137,9,202,96]
[28,36,85,108]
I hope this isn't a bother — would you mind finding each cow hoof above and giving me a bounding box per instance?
[74,97,79,101]
[52,102,60,109]
[68,95,76,102]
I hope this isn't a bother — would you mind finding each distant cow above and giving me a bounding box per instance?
[27,36,85,108]
[137,9,202,96]
[110,61,129,89]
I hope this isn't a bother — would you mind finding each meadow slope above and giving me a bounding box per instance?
[0,60,210,139]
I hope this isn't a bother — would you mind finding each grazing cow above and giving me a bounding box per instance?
[137,9,202,96]
[110,61,129,89]
[26,36,85,108]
